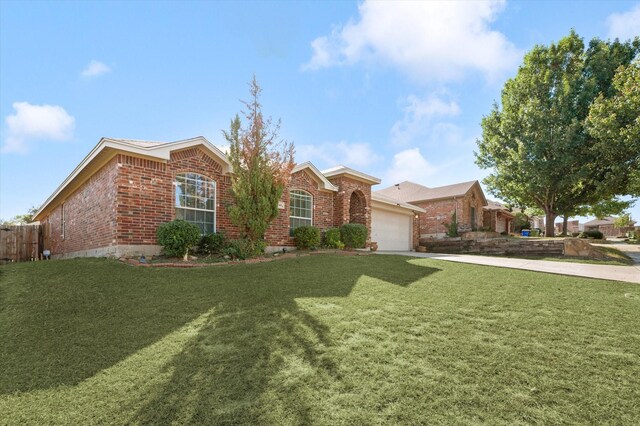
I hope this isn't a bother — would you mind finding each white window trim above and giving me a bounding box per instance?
[289,189,313,227]
[174,173,217,234]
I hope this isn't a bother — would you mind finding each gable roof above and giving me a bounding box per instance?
[34,136,230,221]
[371,192,426,213]
[291,162,339,192]
[321,165,381,185]
[483,200,516,217]
[583,216,635,227]
[375,180,487,205]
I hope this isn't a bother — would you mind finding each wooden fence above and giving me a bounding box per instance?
[0,225,43,264]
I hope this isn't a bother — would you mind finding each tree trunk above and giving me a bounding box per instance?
[545,211,556,237]
[562,215,569,236]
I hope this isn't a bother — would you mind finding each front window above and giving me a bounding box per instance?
[289,190,312,236]
[175,173,216,234]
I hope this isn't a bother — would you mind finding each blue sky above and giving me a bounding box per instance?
[1,0,639,223]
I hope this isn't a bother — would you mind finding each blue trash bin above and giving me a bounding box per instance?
[521,229,530,237]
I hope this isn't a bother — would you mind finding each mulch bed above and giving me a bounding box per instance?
[121,249,374,268]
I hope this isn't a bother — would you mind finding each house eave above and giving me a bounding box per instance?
[292,161,339,192]
[321,165,381,185]
[371,194,426,213]
[34,136,231,221]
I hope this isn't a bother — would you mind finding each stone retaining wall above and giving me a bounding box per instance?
[419,237,565,256]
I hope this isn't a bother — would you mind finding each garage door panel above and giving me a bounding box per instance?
[371,208,412,251]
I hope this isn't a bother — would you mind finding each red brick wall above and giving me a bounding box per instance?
[42,147,381,254]
[265,169,335,246]
[412,213,420,249]
[115,148,239,246]
[43,157,119,255]
[328,176,372,245]
[414,188,485,236]
[459,186,485,232]
[414,198,459,236]
[483,210,496,232]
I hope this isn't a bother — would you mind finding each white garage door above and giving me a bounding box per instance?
[371,208,412,251]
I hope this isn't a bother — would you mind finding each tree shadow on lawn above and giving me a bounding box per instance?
[1,254,439,420]
[132,254,441,424]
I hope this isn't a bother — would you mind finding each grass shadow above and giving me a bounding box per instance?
[0,254,437,408]
[131,254,438,423]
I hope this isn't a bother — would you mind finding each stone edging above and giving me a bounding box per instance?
[120,249,372,268]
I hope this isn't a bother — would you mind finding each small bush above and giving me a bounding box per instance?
[442,212,459,237]
[323,228,344,249]
[198,232,227,255]
[222,240,253,260]
[156,220,201,258]
[254,239,267,255]
[578,230,604,239]
[223,238,262,260]
[340,223,367,248]
[571,232,581,237]
[293,226,321,249]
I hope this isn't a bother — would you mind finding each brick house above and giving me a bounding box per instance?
[374,180,487,238]
[483,200,515,234]
[583,216,636,237]
[33,136,423,258]
[555,220,581,235]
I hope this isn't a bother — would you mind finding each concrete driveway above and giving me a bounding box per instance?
[592,241,640,264]
[379,251,640,284]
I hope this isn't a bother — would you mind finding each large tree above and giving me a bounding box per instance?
[223,77,295,252]
[587,59,640,197]
[476,31,639,236]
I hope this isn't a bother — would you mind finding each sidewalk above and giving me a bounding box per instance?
[380,251,640,284]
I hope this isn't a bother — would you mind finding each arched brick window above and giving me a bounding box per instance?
[290,190,312,235]
[174,173,216,234]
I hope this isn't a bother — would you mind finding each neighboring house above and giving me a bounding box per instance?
[375,180,487,238]
[483,201,515,234]
[583,216,636,237]
[33,136,424,258]
[555,220,581,235]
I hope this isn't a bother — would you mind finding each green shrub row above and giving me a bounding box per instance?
[223,239,266,260]
[157,220,267,260]
[339,223,367,248]
[292,223,368,250]
[198,232,228,255]
[323,228,344,249]
[293,226,321,249]
[156,220,201,257]
[578,230,604,239]
[157,220,371,258]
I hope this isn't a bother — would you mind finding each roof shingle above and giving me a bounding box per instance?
[375,180,481,203]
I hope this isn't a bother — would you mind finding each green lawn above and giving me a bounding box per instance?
[1,255,639,425]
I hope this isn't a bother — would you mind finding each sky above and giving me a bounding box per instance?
[1,0,639,224]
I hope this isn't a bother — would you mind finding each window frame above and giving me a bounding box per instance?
[289,189,313,236]
[174,172,217,235]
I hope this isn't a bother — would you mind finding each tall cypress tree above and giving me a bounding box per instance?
[223,77,295,252]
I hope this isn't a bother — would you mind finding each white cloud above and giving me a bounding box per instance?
[81,60,111,78]
[606,4,640,40]
[383,148,439,185]
[304,0,521,82]
[2,102,75,154]
[382,147,479,188]
[296,141,381,169]
[391,94,461,145]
